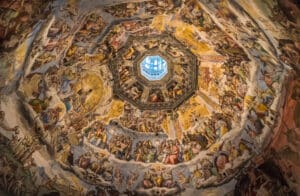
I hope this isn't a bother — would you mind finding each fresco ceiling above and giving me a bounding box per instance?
[0,0,299,195]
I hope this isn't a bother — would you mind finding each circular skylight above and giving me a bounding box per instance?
[140,55,168,81]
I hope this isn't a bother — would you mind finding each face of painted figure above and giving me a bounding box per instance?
[216,154,228,171]
[0,111,4,121]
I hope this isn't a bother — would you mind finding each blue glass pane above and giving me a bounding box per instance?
[140,55,168,81]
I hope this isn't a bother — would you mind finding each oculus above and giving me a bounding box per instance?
[140,55,168,81]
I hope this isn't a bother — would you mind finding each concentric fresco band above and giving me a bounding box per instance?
[0,0,299,195]
[109,33,198,110]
